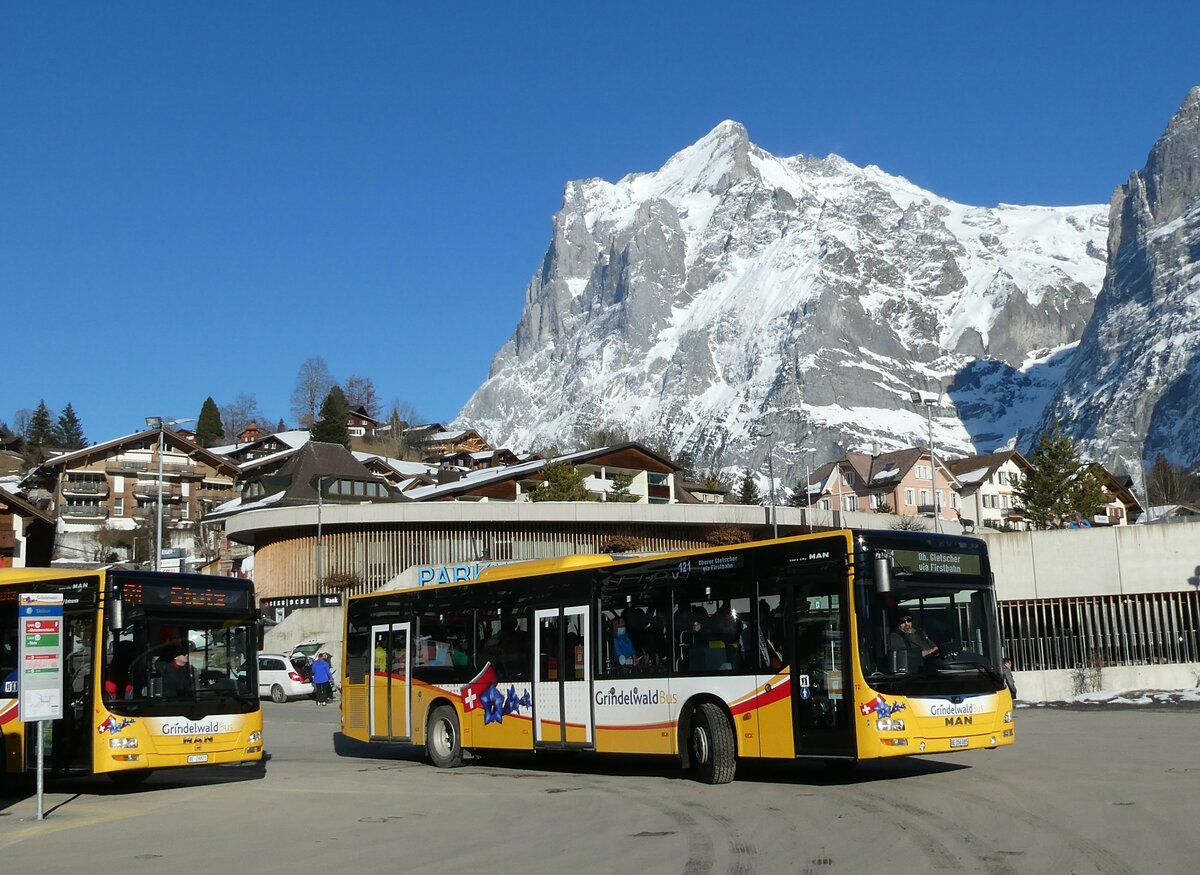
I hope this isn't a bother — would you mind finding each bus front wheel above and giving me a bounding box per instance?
[426,705,463,769]
[689,702,736,785]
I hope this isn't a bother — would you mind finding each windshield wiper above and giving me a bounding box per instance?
[940,661,1004,684]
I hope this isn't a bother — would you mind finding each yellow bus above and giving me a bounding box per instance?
[339,529,1014,783]
[1,568,264,788]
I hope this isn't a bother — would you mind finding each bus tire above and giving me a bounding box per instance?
[426,705,463,769]
[270,684,287,703]
[690,702,736,785]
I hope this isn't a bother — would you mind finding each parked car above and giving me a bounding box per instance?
[245,653,314,703]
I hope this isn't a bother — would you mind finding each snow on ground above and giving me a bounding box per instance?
[1022,687,1200,709]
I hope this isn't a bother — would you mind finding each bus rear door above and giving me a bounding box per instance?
[370,622,412,740]
[533,606,592,748]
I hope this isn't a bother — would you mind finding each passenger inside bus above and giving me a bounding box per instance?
[103,640,138,700]
[611,615,640,667]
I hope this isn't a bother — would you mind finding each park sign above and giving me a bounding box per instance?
[18,592,64,721]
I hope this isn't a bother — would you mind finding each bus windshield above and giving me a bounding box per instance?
[103,576,257,716]
[857,549,1005,695]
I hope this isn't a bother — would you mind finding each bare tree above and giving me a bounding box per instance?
[344,375,381,419]
[290,356,334,429]
[1146,454,1200,506]
[220,393,266,442]
[11,408,32,437]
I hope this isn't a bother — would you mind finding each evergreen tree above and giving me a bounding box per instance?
[788,478,810,507]
[25,400,55,450]
[276,418,288,434]
[673,449,697,482]
[527,458,591,501]
[737,468,761,505]
[310,385,352,448]
[607,471,639,502]
[1017,423,1107,529]
[55,402,87,449]
[195,397,225,448]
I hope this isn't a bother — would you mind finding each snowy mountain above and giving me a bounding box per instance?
[1037,87,1200,481]
[458,121,1108,485]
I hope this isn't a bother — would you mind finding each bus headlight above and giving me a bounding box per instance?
[109,737,139,749]
[248,731,263,745]
[1003,711,1012,723]
[875,718,905,732]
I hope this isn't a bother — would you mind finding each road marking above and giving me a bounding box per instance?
[0,806,147,849]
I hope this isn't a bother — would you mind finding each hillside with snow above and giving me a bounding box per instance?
[458,121,1108,483]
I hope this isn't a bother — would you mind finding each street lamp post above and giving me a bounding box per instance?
[315,475,332,598]
[144,416,194,571]
[145,417,164,570]
[755,428,778,538]
[910,391,940,533]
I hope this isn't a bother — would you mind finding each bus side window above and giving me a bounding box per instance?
[479,613,531,681]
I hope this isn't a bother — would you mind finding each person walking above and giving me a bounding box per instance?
[310,651,334,706]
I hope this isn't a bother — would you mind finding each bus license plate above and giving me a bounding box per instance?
[950,737,969,749]
[187,754,209,764]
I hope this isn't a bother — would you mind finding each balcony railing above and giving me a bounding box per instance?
[106,459,150,474]
[62,504,108,519]
[131,507,179,522]
[132,482,180,500]
[62,480,110,496]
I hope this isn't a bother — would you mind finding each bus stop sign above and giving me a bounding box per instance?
[18,593,64,722]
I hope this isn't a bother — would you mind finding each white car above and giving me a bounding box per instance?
[252,653,314,703]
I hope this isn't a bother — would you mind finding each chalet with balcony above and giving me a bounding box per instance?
[403,424,492,460]
[946,450,1031,531]
[347,407,381,438]
[0,489,54,568]
[405,443,681,504]
[26,428,240,562]
[808,448,961,524]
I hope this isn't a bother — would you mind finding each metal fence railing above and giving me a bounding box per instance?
[999,591,1200,671]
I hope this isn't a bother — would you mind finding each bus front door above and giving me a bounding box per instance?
[370,622,411,740]
[533,606,592,748]
[787,578,855,759]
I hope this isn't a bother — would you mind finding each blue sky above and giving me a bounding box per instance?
[3,3,1197,444]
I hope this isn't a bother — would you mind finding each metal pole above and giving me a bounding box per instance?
[155,425,164,571]
[805,456,812,533]
[36,720,45,820]
[766,431,777,539]
[315,476,325,598]
[927,402,940,534]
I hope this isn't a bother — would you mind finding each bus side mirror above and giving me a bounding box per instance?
[108,582,124,631]
[257,616,265,650]
[874,554,892,593]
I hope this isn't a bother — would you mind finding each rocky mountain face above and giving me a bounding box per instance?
[1037,87,1200,480]
[458,121,1109,487]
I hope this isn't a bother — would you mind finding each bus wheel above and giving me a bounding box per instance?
[690,702,736,785]
[426,705,463,769]
[270,684,287,703]
[108,770,151,789]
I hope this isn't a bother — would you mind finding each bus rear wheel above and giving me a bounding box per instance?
[689,702,736,785]
[426,705,463,769]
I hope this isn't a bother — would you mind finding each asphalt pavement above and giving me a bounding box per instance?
[2,700,1197,874]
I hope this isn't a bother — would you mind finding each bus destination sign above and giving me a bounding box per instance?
[892,549,981,576]
[120,581,251,612]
